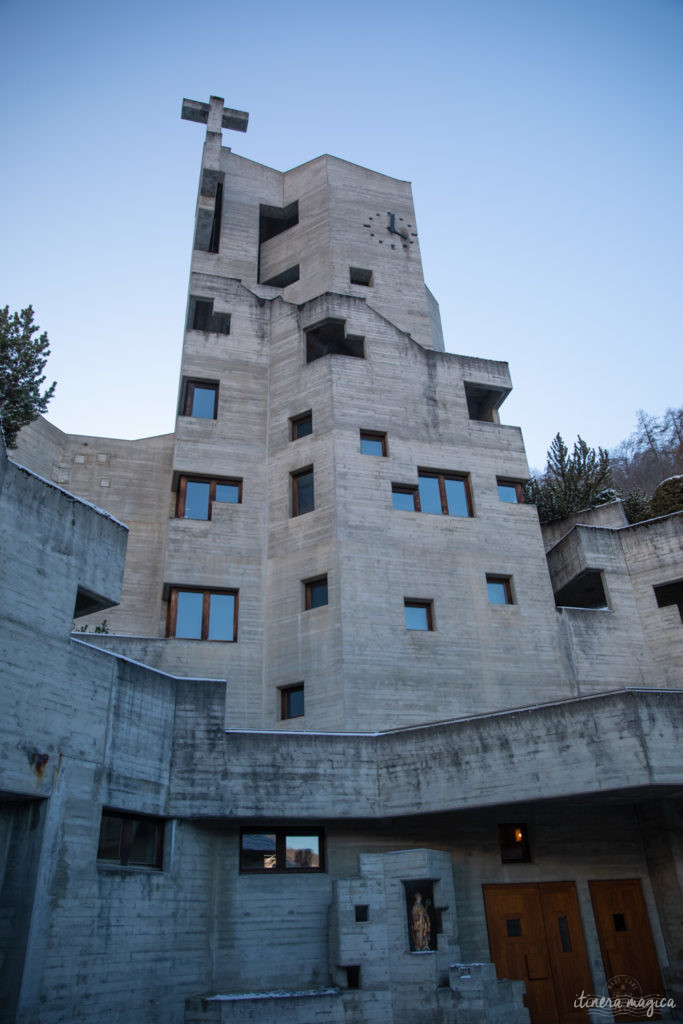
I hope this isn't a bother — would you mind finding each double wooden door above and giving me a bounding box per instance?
[483,882,592,1024]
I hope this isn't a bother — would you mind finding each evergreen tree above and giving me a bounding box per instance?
[0,305,56,448]
[524,434,613,523]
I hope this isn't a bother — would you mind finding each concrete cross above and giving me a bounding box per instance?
[181,96,249,136]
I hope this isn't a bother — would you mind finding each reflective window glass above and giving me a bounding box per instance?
[487,579,510,605]
[285,835,319,869]
[215,483,240,504]
[444,477,469,517]
[208,593,235,641]
[498,483,519,503]
[184,480,211,519]
[404,603,431,630]
[175,591,203,638]
[417,475,442,514]
[128,819,160,866]
[191,386,216,418]
[241,832,277,870]
[392,488,417,511]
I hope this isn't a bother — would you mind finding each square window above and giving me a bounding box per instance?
[417,472,472,516]
[290,411,313,440]
[292,467,314,516]
[304,575,328,610]
[176,476,242,519]
[240,826,323,872]
[392,486,418,511]
[404,600,433,631]
[281,683,304,719]
[188,295,230,334]
[349,267,373,286]
[487,576,513,605]
[97,810,164,869]
[498,824,530,863]
[167,587,238,641]
[497,479,523,503]
[181,380,218,419]
[360,430,387,456]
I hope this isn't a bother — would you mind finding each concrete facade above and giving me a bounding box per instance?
[3,95,682,1023]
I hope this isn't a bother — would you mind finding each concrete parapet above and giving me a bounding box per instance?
[447,963,529,1023]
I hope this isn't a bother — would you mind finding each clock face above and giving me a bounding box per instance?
[362,211,417,250]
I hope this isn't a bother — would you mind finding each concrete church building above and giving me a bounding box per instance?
[2,96,683,1024]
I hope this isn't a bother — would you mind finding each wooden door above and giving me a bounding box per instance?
[484,883,592,1024]
[589,879,664,1021]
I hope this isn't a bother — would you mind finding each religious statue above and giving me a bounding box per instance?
[410,891,431,951]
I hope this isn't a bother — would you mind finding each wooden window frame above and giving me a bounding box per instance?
[392,485,420,511]
[290,410,313,441]
[97,809,165,869]
[417,470,473,517]
[239,826,325,873]
[496,478,524,503]
[181,379,219,419]
[291,466,314,517]
[404,599,434,631]
[360,430,388,456]
[486,575,513,605]
[167,586,238,641]
[304,575,328,610]
[280,682,305,720]
[175,475,242,519]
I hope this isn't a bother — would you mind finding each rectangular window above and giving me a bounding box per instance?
[404,599,433,631]
[305,318,364,363]
[240,826,323,872]
[280,682,304,719]
[167,587,238,641]
[498,823,530,863]
[290,411,313,440]
[497,479,523,503]
[291,467,314,516]
[417,472,472,517]
[304,575,328,610]
[392,485,419,511]
[176,476,242,519]
[486,576,513,605]
[360,430,387,456]
[97,810,164,869]
[187,295,230,334]
[181,380,219,419]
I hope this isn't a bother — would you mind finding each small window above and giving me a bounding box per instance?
[404,599,433,631]
[360,430,387,456]
[240,826,323,872]
[167,587,238,641]
[305,318,364,363]
[291,467,314,517]
[498,824,530,863]
[304,575,328,610]
[355,905,369,923]
[263,265,300,288]
[506,918,523,937]
[345,966,361,989]
[486,576,513,605]
[187,296,230,334]
[281,682,304,719]
[654,579,683,622]
[181,380,219,419]
[497,479,523,503]
[290,411,312,440]
[176,476,242,519]
[392,485,419,511]
[418,472,472,517]
[97,810,164,869]
[349,267,373,286]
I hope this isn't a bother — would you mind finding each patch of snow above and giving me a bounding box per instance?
[206,987,339,1001]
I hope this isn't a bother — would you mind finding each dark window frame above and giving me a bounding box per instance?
[498,823,531,863]
[280,682,305,720]
[167,586,238,642]
[392,484,420,511]
[486,575,514,605]
[97,809,165,869]
[290,411,313,441]
[239,825,325,873]
[176,475,242,519]
[304,575,328,610]
[404,599,434,631]
[291,466,314,517]
[497,479,524,503]
[417,470,473,517]
[360,430,388,456]
[180,379,219,419]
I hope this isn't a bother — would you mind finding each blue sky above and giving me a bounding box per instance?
[1,0,681,469]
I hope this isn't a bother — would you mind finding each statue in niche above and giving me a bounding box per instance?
[410,891,431,951]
